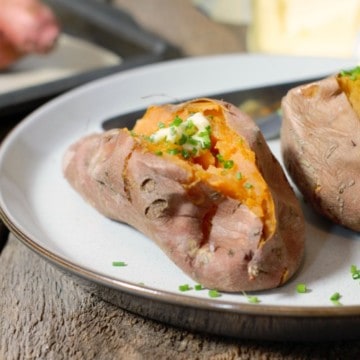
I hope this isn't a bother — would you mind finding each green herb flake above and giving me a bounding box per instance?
[181,149,190,159]
[188,137,199,146]
[178,134,188,145]
[296,283,308,294]
[244,182,253,189]
[236,172,243,180]
[179,284,192,292]
[330,292,342,306]
[170,126,177,136]
[167,148,180,155]
[242,291,260,304]
[224,160,234,169]
[154,150,163,156]
[350,264,360,280]
[112,261,127,267]
[158,122,165,129]
[208,289,221,298]
[185,120,196,135]
[194,284,204,291]
[171,115,183,127]
[339,66,360,80]
[247,296,261,304]
[216,154,224,163]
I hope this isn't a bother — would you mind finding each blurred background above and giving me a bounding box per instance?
[1,0,360,132]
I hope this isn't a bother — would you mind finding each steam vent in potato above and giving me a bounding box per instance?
[63,98,305,292]
[281,66,360,231]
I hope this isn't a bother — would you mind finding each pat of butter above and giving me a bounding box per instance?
[247,0,360,58]
[150,112,211,154]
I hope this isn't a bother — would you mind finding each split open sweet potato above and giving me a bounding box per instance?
[63,98,305,292]
[281,67,360,231]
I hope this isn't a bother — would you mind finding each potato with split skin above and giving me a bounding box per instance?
[281,66,360,231]
[63,98,305,292]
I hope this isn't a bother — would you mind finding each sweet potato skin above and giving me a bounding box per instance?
[63,98,305,292]
[281,76,360,231]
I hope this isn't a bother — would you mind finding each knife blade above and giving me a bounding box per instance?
[101,76,321,140]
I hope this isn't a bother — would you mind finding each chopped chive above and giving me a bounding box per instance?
[208,289,221,298]
[170,126,177,136]
[339,66,360,80]
[242,291,260,304]
[171,115,183,127]
[236,172,243,180]
[202,140,211,149]
[179,284,192,292]
[244,182,253,189]
[296,283,307,294]
[178,134,187,145]
[112,261,127,267]
[167,148,179,155]
[330,292,342,306]
[224,160,234,169]
[158,122,165,129]
[181,149,190,159]
[350,264,360,280]
[154,150,163,156]
[247,295,261,304]
[188,137,199,146]
[194,284,204,291]
[216,154,224,163]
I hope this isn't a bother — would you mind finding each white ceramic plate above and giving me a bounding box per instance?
[1,54,359,340]
[0,34,121,94]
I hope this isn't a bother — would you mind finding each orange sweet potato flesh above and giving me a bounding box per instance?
[63,98,305,292]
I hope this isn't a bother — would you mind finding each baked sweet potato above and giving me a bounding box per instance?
[281,67,360,231]
[63,98,305,292]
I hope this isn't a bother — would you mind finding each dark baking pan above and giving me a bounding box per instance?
[0,0,181,121]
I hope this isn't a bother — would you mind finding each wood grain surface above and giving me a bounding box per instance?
[1,234,359,360]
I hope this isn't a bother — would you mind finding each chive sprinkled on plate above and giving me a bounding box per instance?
[208,289,221,298]
[247,295,260,304]
[178,284,192,292]
[112,261,127,267]
[330,292,342,306]
[350,264,360,280]
[242,291,260,304]
[296,283,308,294]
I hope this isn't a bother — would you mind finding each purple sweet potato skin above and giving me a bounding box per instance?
[281,76,360,231]
[63,98,305,292]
